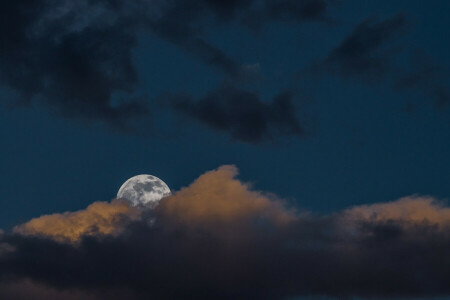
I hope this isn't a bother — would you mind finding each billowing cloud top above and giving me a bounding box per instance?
[158,165,296,225]
[2,166,450,299]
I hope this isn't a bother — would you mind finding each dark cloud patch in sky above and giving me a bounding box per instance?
[144,0,245,79]
[323,13,409,82]
[168,86,304,143]
[0,0,150,131]
[242,0,333,29]
[266,0,329,20]
[394,52,450,108]
[260,0,331,23]
[314,12,450,109]
[144,0,334,78]
[0,0,335,134]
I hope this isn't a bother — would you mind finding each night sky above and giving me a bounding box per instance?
[1,0,450,299]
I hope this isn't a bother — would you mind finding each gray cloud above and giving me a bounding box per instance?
[322,13,409,82]
[168,85,305,143]
[314,13,450,108]
[0,0,334,133]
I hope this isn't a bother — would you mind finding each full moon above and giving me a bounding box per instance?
[117,174,171,207]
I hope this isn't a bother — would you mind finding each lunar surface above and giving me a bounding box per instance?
[117,175,171,207]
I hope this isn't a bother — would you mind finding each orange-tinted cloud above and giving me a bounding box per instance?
[12,165,295,244]
[5,167,450,298]
[157,165,296,226]
[12,166,450,249]
[342,196,450,227]
[14,200,140,243]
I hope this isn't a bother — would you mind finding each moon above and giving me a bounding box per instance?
[117,174,171,207]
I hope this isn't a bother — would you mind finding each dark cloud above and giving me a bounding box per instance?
[394,51,450,108]
[244,0,333,29]
[0,0,149,131]
[2,167,450,299]
[210,0,332,22]
[145,0,245,79]
[314,13,450,109]
[0,0,334,133]
[0,279,134,300]
[168,85,304,143]
[322,13,409,82]
[265,0,330,21]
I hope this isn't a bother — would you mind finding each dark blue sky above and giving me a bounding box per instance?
[1,0,450,230]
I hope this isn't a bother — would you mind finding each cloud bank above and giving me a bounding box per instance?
[2,165,450,299]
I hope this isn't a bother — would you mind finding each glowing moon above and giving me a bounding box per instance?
[117,174,171,207]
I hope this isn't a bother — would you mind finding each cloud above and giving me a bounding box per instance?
[0,280,98,300]
[242,0,334,29]
[0,0,151,131]
[342,195,450,227]
[313,14,450,108]
[168,85,305,143]
[12,165,294,243]
[0,279,136,300]
[3,166,450,299]
[157,165,296,225]
[322,13,408,82]
[14,200,140,243]
[0,0,335,132]
[263,0,330,21]
[394,51,450,108]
